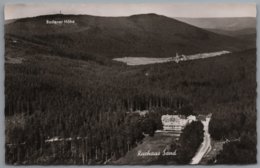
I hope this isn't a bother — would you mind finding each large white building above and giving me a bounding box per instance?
[161,114,196,132]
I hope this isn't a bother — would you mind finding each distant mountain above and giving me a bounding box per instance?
[4,19,17,25]
[175,17,256,31]
[175,17,256,45]
[5,14,251,59]
[206,28,256,37]
[204,27,256,48]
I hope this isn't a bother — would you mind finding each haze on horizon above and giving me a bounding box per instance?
[5,3,256,20]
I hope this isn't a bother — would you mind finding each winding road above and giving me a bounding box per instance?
[190,116,212,164]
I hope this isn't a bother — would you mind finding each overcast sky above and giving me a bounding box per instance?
[5,3,256,20]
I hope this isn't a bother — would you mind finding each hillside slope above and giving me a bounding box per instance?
[5,14,250,59]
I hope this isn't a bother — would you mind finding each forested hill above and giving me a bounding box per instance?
[5,13,251,59]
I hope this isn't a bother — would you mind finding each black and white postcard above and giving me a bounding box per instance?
[4,3,256,165]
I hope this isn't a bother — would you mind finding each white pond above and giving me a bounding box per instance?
[113,51,231,66]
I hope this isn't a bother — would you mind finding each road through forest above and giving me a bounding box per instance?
[190,116,212,164]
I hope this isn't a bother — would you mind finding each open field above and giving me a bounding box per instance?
[113,132,178,165]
